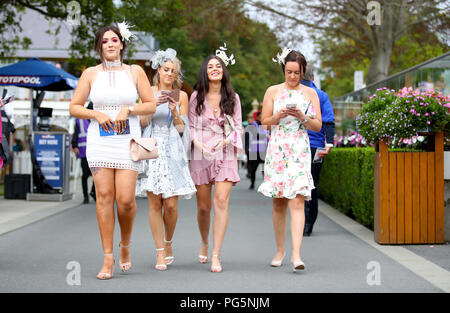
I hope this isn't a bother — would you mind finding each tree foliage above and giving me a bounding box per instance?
[0,1,284,119]
[123,0,284,118]
[247,0,450,85]
[315,23,448,99]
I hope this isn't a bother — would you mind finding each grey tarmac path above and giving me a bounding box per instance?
[0,169,448,293]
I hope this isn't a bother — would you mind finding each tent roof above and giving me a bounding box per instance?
[0,58,78,91]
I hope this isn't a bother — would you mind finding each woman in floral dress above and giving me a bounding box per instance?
[258,50,322,272]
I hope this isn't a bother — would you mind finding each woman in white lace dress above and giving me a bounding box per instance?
[137,49,196,270]
[69,25,155,280]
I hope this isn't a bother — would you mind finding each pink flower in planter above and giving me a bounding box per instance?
[427,121,431,125]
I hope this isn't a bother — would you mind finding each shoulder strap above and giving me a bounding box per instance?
[125,65,138,86]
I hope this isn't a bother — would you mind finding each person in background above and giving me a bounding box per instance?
[0,98,3,169]
[300,65,335,236]
[245,111,269,190]
[72,102,96,204]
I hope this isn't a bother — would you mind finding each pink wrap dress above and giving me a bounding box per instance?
[188,91,243,186]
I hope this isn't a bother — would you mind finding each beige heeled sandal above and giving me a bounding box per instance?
[119,242,131,272]
[164,239,174,265]
[155,248,167,271]
[96,253,115,280]
[198,242,208,264]
[211,254,222,273]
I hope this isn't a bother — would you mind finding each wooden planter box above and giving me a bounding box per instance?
[374,132,445,244]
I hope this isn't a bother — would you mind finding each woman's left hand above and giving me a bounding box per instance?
[211,139,225,152]
[114,106,130,133]
[167,96,178,113]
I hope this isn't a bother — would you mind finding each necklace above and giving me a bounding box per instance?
[104,59,122,69]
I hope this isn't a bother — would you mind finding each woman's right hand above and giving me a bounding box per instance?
[156,94,168,106]
[94,111,115,133]
[273,108,288,124]
[193,139,212,158]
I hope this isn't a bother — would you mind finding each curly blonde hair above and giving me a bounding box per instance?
[152,57,183,89]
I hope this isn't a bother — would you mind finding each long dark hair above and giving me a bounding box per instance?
[193,55,235,116]
[94,26,127,64]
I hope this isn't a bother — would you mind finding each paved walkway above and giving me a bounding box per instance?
[0,170,449,293]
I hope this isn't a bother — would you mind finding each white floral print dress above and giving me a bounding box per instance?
[258,87,316,200]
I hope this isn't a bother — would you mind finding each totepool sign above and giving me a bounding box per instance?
[0,75,42,85]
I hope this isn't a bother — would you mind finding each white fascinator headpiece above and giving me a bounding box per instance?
[215,43,236,66]
[117,20,136,41]
[272,42,293,65]
[150,48,177,69]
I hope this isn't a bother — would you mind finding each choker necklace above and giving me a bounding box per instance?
[104,60,122,69]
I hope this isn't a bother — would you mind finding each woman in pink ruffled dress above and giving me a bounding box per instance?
[189,55,242,273]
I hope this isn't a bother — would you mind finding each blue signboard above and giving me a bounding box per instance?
[34,133,64,189]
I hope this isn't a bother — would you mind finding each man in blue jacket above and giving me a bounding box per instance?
[301,65,335,236]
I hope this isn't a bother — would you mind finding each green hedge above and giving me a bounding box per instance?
[318,147,375,229]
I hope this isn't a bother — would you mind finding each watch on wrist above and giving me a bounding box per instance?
[302,116,309,124]
[128,105,134,114]
[325,143,334,148]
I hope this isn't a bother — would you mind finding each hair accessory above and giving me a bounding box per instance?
[117,20,136,41]
[215,43,235,66]
[272,42,293,65]
[150,48,177,69]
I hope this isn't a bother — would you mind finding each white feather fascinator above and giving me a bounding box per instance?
[272,42,293,65]
[150,48,177,69]
[117,20,136,41]
[215,43,236,66]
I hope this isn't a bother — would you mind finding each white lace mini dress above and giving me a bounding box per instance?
[136,93,196,199]
[86,66,141,171]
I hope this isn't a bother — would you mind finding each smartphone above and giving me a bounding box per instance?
[2,95,15,105]
[286,103,296,109]
[170,89,180,102]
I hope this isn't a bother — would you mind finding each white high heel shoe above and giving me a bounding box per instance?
[164,239,174,265]
[211,254,222,273]
[292,259,305,272]
[198,242,208,264]
[155,248,167,271]
[271,252,286,267]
